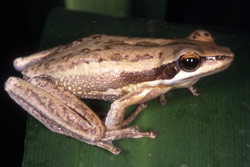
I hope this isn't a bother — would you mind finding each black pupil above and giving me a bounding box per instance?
[180,57,200,71]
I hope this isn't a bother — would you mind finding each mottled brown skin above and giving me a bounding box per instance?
[5,30,234,154]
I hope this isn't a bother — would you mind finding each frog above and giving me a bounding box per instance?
[4,30,234,154]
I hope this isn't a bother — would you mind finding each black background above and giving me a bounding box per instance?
[1,0,249,166]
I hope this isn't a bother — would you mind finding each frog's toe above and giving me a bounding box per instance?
[149,130,157,138]
[159,94,167,105]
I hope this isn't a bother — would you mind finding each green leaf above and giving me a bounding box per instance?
[65,0,131,17]
[22,8,250,167]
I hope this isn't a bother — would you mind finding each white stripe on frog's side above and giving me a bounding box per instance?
[146,70,193,86]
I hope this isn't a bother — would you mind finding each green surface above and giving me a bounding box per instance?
[65,0,131,17]
[65,0,168,20]
[23,8,250,167]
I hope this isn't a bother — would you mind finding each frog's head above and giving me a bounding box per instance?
[156,30,234,87]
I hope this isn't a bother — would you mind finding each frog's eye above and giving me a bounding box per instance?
[179,52,201,72]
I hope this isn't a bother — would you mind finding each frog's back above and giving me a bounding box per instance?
[22,35,175,76]
[21,35,174,87]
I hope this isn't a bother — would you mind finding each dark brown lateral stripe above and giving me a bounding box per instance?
[120,60,180,85]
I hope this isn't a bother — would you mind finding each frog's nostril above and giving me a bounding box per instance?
[216,54,234,63]
[219,55,226,60]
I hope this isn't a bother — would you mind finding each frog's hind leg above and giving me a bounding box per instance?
[4,77,107,149]
[5,77,155,155]
[92,126,156,154]
[84,126,156,155]
[84,140,121,154]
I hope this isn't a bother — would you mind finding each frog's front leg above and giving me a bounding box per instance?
[187,86,200,96]
[159,94,167,105]
[105,86,173,130]
[121,103,148,128]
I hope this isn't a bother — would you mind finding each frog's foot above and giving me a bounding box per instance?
[102,125,157,141]
[87,126,157,155]
[86,141,121,155]
[187,86,200,96]
[86,126,156,155]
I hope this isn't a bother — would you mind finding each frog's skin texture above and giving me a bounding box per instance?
[5,30,234,154]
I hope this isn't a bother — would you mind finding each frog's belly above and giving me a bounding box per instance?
[76,90,123,102]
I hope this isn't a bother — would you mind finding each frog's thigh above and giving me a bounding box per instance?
[5,76,104,142]
[105,86,172,130]
[29,76,104,129]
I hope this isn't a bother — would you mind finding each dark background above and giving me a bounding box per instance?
[1,0,249,166]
